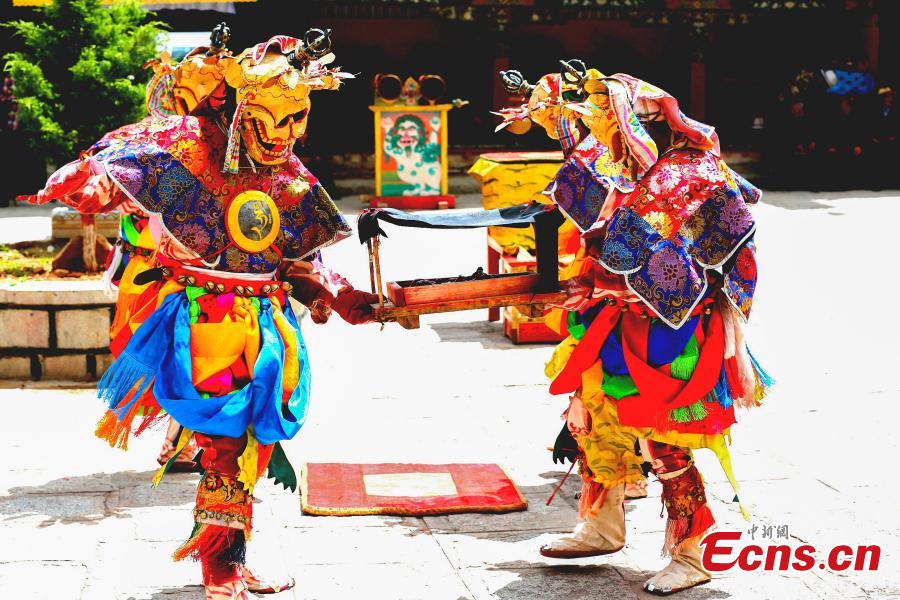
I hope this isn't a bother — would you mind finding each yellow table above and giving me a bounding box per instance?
[468,152,578,336]
[468,151,564,256]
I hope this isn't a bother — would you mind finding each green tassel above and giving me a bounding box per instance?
[670,406,690,423]
[669,336,699,381]
[152,434,190,488]
[690,399,709,421]
[185,286,207,325]
[669,398,709,423]
[186,520,201,540]
[602,371,638,399]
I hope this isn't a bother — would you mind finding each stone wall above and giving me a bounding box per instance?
[0,280,114,381]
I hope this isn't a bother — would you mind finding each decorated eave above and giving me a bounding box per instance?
[307,0,877,23]
[11,0,256,6]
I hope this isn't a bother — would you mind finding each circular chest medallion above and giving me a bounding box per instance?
[226,190,281,253]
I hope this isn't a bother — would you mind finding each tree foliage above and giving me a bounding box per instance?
[3,0,167,166]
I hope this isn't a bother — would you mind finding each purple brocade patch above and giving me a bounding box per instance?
[545,158,611,232]
[596,172,757,327]
[724,239,757,321]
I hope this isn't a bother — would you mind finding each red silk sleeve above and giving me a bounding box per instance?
[17,156,123,214]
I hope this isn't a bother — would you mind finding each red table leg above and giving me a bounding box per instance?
[487,236,500,322]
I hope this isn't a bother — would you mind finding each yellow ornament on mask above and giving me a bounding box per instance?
[221,32,347,173]
[173,49,228,115]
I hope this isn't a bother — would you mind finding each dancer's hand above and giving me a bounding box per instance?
[283,274,335,323]
[158,418,181,465]
[332,288,379,325]
[566,395,592,437]
[157,437,178,465]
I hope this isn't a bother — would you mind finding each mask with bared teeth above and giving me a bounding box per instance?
[221,29,352,172]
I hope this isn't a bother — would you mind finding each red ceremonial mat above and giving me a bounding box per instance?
[300,463,528,516]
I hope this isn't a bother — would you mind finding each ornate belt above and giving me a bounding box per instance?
[115,238,154,258]
[156,257,293,299]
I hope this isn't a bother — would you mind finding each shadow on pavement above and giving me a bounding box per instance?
[762,189,899,211]
[128,585,203,600]
[0,470,198,527]
[486,563,731,600]
[428,321,547,350]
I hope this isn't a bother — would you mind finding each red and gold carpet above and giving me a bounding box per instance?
[300,463,528,516]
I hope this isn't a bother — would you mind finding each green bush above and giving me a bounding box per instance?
[3,0,167,167]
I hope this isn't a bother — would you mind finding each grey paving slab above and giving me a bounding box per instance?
[432,529,640,573]
[459,563,640,600]
[279,525,449,566]
[0,561,89,600]
[422,492,579,535]
[81,584,204,600]
[86,540,200,591]
[289,563,475,600]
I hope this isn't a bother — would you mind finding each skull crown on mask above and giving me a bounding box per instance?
[221,32,350,170]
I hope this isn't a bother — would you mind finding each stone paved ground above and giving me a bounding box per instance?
[1,191,899,599]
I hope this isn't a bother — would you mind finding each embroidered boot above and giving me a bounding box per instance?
[644,464,715,595]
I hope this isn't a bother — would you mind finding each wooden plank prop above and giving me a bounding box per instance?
[357,202,565,329]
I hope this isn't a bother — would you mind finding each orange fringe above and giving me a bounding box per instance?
[94,401,141,450]
[663,503,716,557]
[94,391,161,450]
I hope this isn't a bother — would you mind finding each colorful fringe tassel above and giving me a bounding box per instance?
[94,391,162,450]
[173,523,246,566]
[748,347,774,404]
[96,352,155,411]
[94,404,140,450]
[670,400,709,424]
[712,367,734,409]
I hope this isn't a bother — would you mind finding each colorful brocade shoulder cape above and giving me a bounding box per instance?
[546,138,760,329]
[88,114,352,272]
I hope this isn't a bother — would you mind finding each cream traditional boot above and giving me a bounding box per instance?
[643,535,711,595]
[540,483,625,558]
